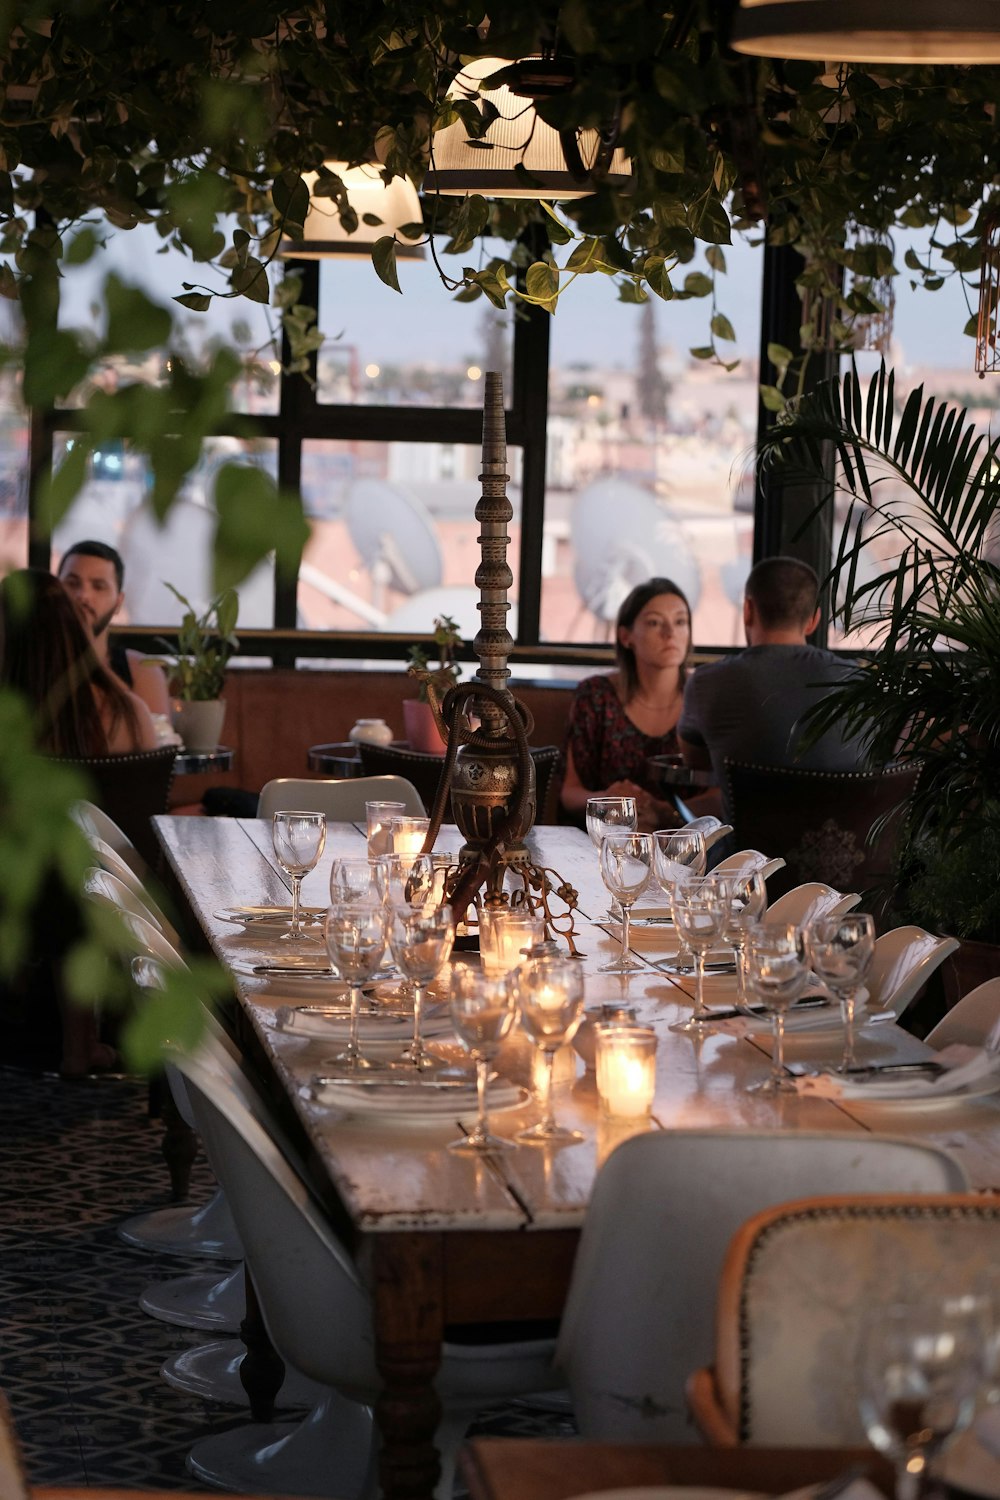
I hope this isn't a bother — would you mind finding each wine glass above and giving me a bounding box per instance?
[807,911,876,1072]
[598,831,653,973]
[668,875,731,1033]
[742,921,808,1089]
[328,856,380,905]
[322,898,386,1071]
[585,796,638,850]
[448,966,518,1153]
[652,826,707,958]
[271,811,327,941]
[515,953,585,1145]
[860,1299,982,1500]
[386,903,455,1070]
[375,853,437,911]
[717,867,767,1002]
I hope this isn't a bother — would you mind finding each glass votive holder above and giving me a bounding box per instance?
[390,815,430,858]
[366,800,406,859]
[595,1024,658,1119]
[479,905,546,977]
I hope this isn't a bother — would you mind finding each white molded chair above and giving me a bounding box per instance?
[84,867,177,946]
[685,816,734,854]
[257,775,424,822]
[869,925,960,1020]
[72,798,148,878]
[89,835,181,946]
[554,1130,967,1445]
[926,978,1000,1050]
[688,1192,1000,1446]
[714,850,786,883]
[162,1334,326,1410]
[177,1037,561,1500]
[764,882,860,928]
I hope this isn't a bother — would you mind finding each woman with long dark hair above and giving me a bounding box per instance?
[560,576,696,832]
[0,569,157,753]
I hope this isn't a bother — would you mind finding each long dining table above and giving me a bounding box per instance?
[152,815,1000,1500]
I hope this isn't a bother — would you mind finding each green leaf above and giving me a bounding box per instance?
[689,346,715,360]
[174,291,212,311]
[105,274,173,353]
[618,280,648,303]
[705,246,727,273]
[566,237,599,271]
[693,198,732,245]
[683,271,713,297]
[272,171,310,238]
[372,236,402,294]
[711,311,736,341]
[65,227,99,266]
[37,440,90,528]
[231,256,270,303]
[767,342,795,371]
[760,384,787,412]
[645,261,674,300]
[471,269,508,309]
[212,464,310,591]
[524,261,559,311]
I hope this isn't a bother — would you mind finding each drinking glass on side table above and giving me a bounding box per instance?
[448,967,518,1154]
[271,810,327,942]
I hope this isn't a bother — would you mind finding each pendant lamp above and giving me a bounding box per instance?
[729,0,1000,63]
[279,163,424,259]
[423,56,632,200]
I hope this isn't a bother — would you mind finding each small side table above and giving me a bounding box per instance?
[173,746,235,776]
[307,742,363,776]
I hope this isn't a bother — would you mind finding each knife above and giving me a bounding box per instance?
[706,996,830,1021]
[252,964,336,977]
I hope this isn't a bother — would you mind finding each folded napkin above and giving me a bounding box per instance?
[795,1044,1000,1100]
[597,920,682,955]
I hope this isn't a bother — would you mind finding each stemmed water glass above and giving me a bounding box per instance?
[375,853,437,911]
[585,796,638,849]
[860,1299,982,1500]
[652,826,707,961]
[272,810,327,941]
[386,903,455,1070]
[598,831,653,973]
[743,921,808,1089]
[515,953,585,1145]
[448,966,518,1154]
[668,874,730,1033]
[807,911,876,1072]
[329,856,380,905]
[322,897,386,1071]
[718,867,767,1001]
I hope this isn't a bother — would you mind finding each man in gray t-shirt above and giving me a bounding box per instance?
[678,557,869,821]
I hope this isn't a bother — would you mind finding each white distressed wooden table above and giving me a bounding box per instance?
[153,816,1000,1499]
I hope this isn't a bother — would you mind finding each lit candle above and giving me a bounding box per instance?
[595,1025,658,1119]
[390,816,430,858]
[480,908,544,977]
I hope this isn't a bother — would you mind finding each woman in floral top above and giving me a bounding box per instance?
[560,577,694,833]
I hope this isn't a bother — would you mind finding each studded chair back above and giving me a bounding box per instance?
[688,1193,1000,1447]
[723,760,920,909]
[55,746,177,871]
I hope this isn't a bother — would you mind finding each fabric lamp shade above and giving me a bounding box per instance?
[730,0,1000,63]
[279,163,424,259]
[423,57,632,200]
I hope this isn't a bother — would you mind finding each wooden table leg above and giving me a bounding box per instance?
[238,1266,285,1422]
[371,1232,444,1500]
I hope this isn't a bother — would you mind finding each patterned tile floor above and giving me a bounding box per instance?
[0,1066,573,1493]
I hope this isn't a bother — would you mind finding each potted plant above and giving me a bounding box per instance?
[159,585,240,753]
[403,614,462,754]
[756,361,1000,994]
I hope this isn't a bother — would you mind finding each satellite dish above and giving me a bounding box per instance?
[120,496,274,627]
[345,479,443,610]
[382,585,518,642]
[571,479,701,625]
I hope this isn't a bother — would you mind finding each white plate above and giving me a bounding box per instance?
[271,1005,455,1042]
[310,1075,529,1125]
[826,1069,1000,1108]
[216,905,325,929]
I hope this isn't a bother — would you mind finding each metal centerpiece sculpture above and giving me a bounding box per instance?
[411,371,581,953]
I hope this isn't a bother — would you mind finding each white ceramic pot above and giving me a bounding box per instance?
[172,698,226,753]
[348,718,394,747]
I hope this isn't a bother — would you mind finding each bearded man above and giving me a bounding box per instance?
[57,539,171,719]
